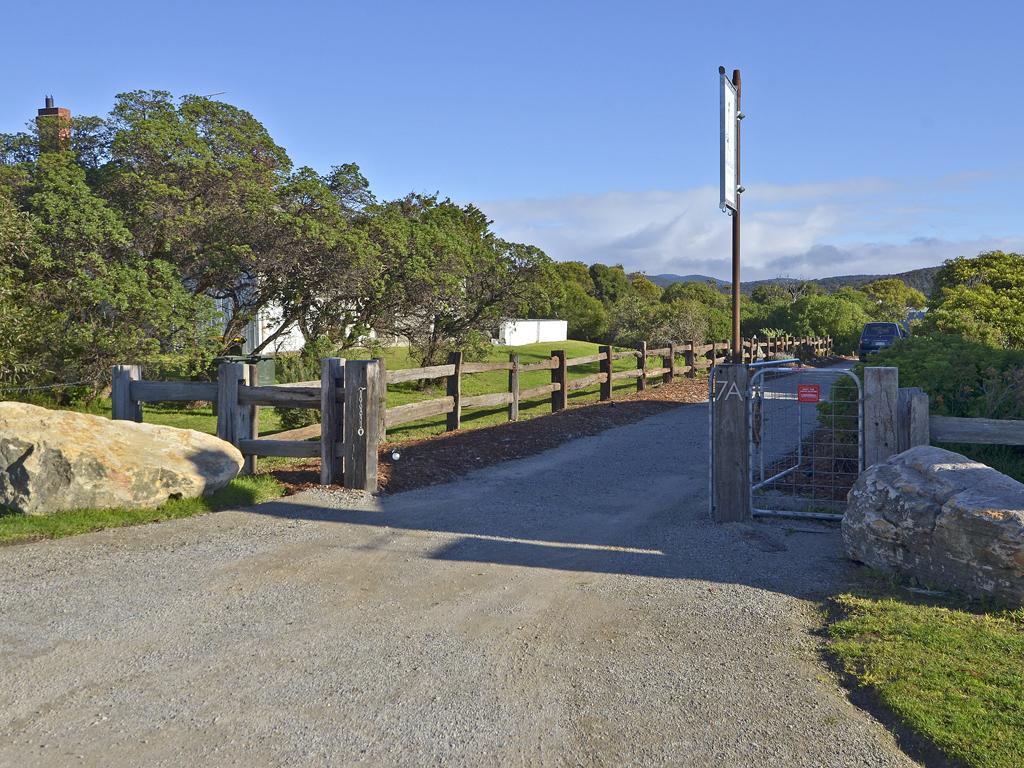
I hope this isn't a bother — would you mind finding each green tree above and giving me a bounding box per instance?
[607,295,657,347]
[589,263,631,305]
[774,293,873,352]
[629,273,663,302]
[12,152,217,393]
[863,278,926,322]
[379,195,550,366]
[922,251,1024,348]
[102,91,292,351]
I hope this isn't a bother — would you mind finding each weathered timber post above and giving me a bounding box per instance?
[446,351,463,431]
[864,367,899,468]
[245,363,261,474]
[320,357,345,485]
[551,350,568,412]
[599,345,612,401]
[664,343,676,384]
[508,353,520,421]
[711,364,751,522]
[897,386,930,453]
[343,359,382,491]
[710,341,719,369]
[111,365,142,422]
[216,361,245,445]
[636,341,647,392]
[374,356,388,442]
[685,341,696,378]
[236,365,256,475]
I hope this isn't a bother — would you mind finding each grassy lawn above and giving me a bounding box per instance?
[827,592,1024,768]
[0,475,284,545]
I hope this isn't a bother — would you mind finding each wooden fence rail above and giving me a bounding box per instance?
[883,382,1024,466]
[383,335,832,432]
[110,358,381,490]
[112,334,831,488]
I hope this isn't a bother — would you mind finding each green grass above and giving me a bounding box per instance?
[827,592,1024,768]
[0,475,285,545]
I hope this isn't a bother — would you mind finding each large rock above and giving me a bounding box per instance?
[0,402,243,515]
[843,445,1024,604]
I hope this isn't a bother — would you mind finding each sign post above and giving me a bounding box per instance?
[719,66,744,362]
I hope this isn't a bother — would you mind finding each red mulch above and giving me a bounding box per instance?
[262,376,709,495]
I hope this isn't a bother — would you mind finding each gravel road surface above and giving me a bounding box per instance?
[0,400,916,767]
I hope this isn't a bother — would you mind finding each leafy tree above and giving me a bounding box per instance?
[773,293,872,352]
[922,251,1024,348]
[102,91,292,351]
[629,273,663,302]
[608,295,657,347]
[652,299,711,345]
[661,280,729,309]
[10,152,216,394]
[589,263,631,305]
[380,195,550,366]
[863,278,926,322]
[555,261,596,294]
[749,283,790,305]
[555,281,608,341]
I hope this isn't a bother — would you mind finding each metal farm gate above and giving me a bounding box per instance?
[747,366,863,520]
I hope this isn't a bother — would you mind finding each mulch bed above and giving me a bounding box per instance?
[262,376,709,495]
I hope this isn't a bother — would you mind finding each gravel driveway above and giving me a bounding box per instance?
[0,402,916,767]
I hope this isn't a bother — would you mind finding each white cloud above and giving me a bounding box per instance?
[479,180,1024,281]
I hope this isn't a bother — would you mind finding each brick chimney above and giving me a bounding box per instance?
[36,95,72,153]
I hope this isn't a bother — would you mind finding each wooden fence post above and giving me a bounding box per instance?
[237,365,256,475]
[343,359,382,491]
[711,364,751,522]
[446,351,463,431]
[636,342,647,392]
[664,343,675,384]
[684,341,695,378]
[599,345,612,401]
[508,353,520,421]
[111,365,142,422]
[551,350,568,412]
[320,357,345,485]
[897,386,930,453]
[375,356,388,443]
[865,366,899,468]
[216,361,244,445]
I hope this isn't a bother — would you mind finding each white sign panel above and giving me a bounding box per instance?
[720,72,738,212]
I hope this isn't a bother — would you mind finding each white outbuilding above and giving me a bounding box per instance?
[497,319,568,346]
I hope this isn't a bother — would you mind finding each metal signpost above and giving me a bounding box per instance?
[710,66,751,523]
[719,66,744,361]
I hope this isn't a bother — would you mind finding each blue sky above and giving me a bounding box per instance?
[3,1,1022,279]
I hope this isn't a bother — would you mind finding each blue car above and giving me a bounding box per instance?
[858,322,907,362]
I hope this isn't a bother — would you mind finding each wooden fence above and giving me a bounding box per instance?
[111,358,383,490]
[868,374,1024,469]
[385,335,832,432]
[113,335,830,489]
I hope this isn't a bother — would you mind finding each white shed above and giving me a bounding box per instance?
[498,319,568,346]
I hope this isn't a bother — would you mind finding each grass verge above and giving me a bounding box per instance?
[0,475,285,545]
[827,592,1024,768]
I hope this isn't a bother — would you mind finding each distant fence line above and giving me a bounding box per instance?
[112,335,833,489]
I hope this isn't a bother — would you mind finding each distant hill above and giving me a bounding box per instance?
[648,266,940,296]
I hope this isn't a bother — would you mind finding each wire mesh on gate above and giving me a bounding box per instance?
[749,368,862,519]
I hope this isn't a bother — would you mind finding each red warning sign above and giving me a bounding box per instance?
[797,383,820,403]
